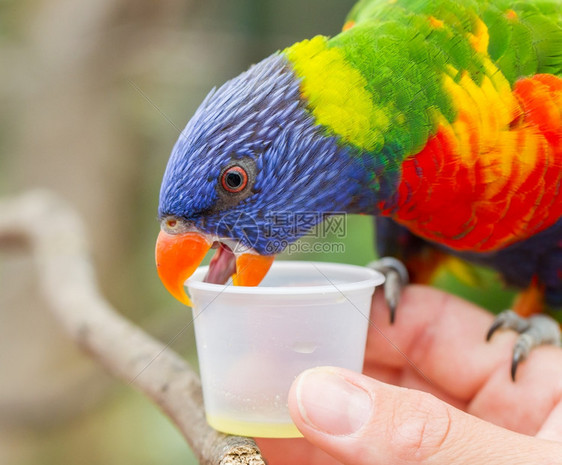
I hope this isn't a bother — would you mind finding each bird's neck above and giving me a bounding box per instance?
[329,143,403,217]
[283,36,407,217]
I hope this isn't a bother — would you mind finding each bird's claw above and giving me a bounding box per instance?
[487,310,561,381]
[367,257,409,324]
[486,310,530,341]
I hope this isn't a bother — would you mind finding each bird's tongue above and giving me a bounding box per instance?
[204,243,237,284]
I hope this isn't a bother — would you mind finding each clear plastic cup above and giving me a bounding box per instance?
[186,261,384,438]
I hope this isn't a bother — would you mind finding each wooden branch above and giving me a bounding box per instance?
[0,190,265,465]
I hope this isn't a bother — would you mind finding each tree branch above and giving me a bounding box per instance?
[0,190,265,465]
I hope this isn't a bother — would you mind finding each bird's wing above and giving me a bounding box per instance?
[364,0,562,253]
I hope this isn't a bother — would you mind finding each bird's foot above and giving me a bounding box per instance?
[367,257,409,324]
[487,310,561,381]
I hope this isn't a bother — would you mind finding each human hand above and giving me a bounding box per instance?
[256,285,562,464]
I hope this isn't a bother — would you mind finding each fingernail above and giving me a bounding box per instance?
[295,368,372,435]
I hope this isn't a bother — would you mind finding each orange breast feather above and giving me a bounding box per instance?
[384,73,562,253]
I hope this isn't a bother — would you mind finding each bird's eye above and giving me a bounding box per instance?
[221,166,248,193]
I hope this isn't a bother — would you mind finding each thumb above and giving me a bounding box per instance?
[289,367,560,465]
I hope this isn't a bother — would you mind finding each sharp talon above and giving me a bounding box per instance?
[486,319,503,341]
[384,268,401,325]
[488,310,560,381]
[389,303,396,325]
[511,358,518,382]
[511,350,522,382]
[367,256,408,325]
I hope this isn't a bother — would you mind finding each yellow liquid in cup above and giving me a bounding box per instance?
[206,414,303,438]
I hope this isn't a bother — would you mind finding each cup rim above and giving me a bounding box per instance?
[185,260,385,296]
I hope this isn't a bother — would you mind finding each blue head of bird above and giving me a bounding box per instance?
[155,52,379,303]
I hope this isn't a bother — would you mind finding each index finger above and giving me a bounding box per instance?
[363,286,562,405]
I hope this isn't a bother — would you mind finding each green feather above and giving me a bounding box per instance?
[346,0,562,82]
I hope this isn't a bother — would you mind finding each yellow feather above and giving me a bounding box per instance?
[442,257,482,287]
[284,36,389,151]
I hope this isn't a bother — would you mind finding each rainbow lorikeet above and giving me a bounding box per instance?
[156,0,562,379]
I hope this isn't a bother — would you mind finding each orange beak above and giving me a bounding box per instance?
[155,230,275,306]
[155,230,211,306]
[232,252,275,286]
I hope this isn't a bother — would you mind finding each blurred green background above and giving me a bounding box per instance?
[0,1,515,464]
